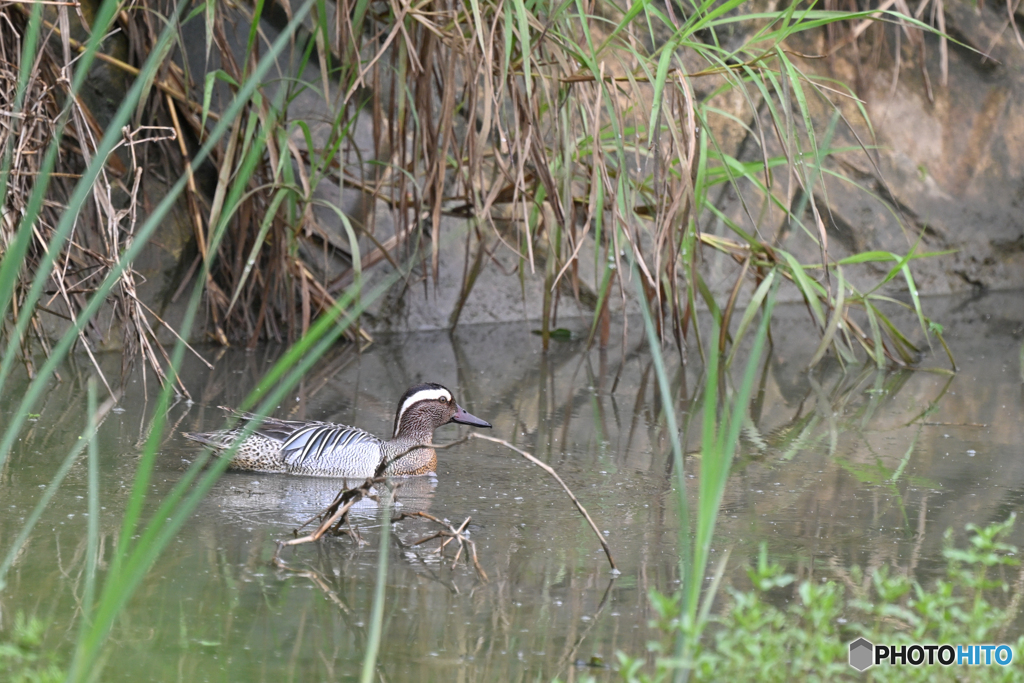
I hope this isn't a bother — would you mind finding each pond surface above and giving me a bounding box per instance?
[1,292,1022,681]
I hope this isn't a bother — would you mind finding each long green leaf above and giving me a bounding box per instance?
[807,265,846,368]
[361,503,392,683]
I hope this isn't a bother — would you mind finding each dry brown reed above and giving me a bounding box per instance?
[0,1,213,394]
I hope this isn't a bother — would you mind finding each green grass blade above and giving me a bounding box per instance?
[512,0,533,99]
[0,0,309,471]
[110,1,310,559]
[647,41,677,148]
[724,269,776,371]
[863,301,886,369]
[6,14,319,674]
[779,250,826,329]
[807,265,846,368]
[691,274,778,623]
[361,504,392,683]
[632,258,690,588]
[83,379,100,631]
[0,0,182,431]
[227,188,290,313]
[71,269,396,680]
[73,207,395,676]
[0,0,126,396]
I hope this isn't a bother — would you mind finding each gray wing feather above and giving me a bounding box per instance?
[281,424,383,471]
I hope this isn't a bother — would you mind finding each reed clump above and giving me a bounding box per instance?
[0,0,957,394]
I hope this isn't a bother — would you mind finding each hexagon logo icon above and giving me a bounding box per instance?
[849,637,874,671]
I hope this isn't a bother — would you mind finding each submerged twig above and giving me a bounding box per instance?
[269,557,354,614]
[273,476,383,561]
[395,511,488,580]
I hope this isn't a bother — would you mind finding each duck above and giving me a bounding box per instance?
[183,383,491,478]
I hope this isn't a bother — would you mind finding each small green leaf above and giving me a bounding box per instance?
[531,328,573,340]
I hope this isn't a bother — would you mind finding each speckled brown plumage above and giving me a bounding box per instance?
[183,383,490,478]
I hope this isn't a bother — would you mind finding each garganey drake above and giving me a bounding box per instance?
[184,383,491,478]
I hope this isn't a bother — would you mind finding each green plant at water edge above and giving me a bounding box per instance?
[361,499,393,683]
[0,613,63,683]
[635,251,779,682]
[615,516,1024,682]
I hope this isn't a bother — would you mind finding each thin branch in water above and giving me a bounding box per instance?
[373,435,471,477]
[467,432,618,573]
[274,477,381,558]
[277,432,616,573]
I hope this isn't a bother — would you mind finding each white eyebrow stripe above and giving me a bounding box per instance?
[394,387,452,436]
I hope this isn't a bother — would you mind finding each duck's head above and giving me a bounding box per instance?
[392,383,491,439]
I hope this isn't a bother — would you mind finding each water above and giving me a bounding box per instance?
[0,292,1022,681]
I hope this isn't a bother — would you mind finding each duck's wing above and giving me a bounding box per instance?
[184,410,327,446]
[251,417,334,444]
[278,422,384,472]
[185,410,340,451]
